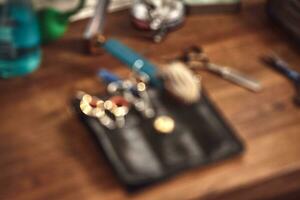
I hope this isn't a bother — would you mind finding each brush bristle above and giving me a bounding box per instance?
[160,62,201,104]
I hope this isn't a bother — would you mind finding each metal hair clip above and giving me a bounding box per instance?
[99,69,157,122]
[129,72,156,118]
[77,91,116,130]
[104,96,130,128]
[107,80,139,108]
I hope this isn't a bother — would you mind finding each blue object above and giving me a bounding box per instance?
[0,0,41,78]
[98,69,121,84]
[272,58,300,82]
[102,39,161,87]
[264,55,300,83]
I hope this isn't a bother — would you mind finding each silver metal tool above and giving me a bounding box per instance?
[130,72,156,118]
[131,0,185,42]
[182,46,262,92]
[84,0,110,40]
[83,0,110,53]
[205,63,262,92]
[104,96,129,128]
[77,91,116,130]
[107,79,155,118]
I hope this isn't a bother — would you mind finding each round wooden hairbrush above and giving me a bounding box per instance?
[160,62,201,104]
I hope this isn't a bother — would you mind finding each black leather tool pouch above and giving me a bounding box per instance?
[72,90,244,190]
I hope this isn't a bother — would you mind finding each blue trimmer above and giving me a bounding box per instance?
[83,0,160,87]
[263,54,300,105]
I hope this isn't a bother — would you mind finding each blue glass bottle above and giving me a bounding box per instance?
[0,0,41,78]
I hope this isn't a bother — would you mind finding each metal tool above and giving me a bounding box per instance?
[98,69,175,134]
[99,69,155,118]
[262,54,300,105]
[131,0,186,43]
[106,80,149,117]
[77,91,116,129]
[104,96,130,128]
[130,72,156,118]
[181,46,262,92]
[83,0,109,40]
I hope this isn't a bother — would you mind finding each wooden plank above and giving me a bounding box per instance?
[1,0,300,199]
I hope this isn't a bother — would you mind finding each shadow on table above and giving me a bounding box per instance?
[60,115,120,192]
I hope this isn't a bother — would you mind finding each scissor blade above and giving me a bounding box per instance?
[221,67,262,92]
[84,0,110,40]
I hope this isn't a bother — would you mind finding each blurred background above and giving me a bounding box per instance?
[0,0,300,200]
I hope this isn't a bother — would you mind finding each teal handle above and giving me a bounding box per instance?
[0,49,41,78]
[102,39,161,87]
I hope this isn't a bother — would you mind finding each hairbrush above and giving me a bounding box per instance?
[160,62,201,104]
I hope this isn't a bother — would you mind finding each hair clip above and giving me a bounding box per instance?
[104,96,130,128]
[77,91,116,130]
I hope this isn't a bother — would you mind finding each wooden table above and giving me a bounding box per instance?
[1,1,300,199]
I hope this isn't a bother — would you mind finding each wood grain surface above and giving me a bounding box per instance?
[1,0,300,199]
